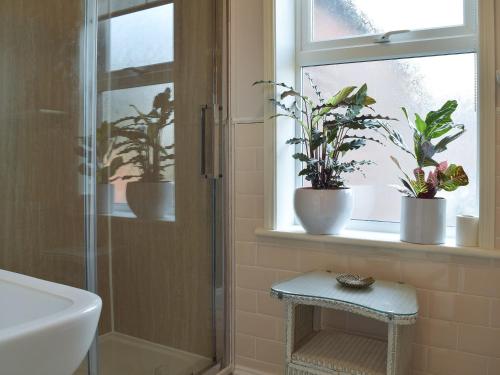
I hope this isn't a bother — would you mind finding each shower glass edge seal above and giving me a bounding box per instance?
[83,0,99,374]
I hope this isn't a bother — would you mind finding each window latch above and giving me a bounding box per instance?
[374,30,410,44]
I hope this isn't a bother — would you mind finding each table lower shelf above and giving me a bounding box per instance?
[291,330,387,375]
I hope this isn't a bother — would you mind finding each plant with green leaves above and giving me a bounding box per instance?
[391,100,469,198]
[111,87,175,183]
[254,75,406,189]
[77,121,123,184]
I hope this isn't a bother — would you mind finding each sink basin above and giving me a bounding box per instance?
[0,269,102,375]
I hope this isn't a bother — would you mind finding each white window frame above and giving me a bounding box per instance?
[298,0,477,66]
[262,0,496,249]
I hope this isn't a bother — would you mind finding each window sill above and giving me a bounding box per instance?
[254,226,500,260]
[99,210,175,222]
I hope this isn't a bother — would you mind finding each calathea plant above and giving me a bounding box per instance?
[77,121,123,184]
[111,87,175,183]
[391,100,469,198]
[254,74,406,189]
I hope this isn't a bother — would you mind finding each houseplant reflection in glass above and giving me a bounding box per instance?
[255,75,405,235]
[112,87,175,220]
[391,100,469,244]
[77,122,122,215]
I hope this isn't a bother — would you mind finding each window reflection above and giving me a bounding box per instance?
[109,4,173,70]
[97,3,175,219]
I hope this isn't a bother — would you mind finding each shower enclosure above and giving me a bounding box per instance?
[0,1,228,374]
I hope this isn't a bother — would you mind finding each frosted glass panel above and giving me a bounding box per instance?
[109,4,173,70]
[100,83,174,204]
[303,54,477,223]
[313,0,464,41]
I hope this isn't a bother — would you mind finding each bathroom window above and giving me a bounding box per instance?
[294,0,478,229]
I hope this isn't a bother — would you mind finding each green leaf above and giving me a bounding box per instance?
[286,137,306,145]
[280,89,301,100]
[310,129,325,150]
[415,114,427,134]
[411,168,428,196]
[439,164,469,191]
[390,156,414,187]
[338,139,366,153]
[292,153,310,162]
[344,135,384,146]
[427,123,452,139]
[326,86,357,107]
[425,100,458,131]
[364,95,376,106]
[252,80,295,91]
[352,114,397,122]
[433,125,465,153]
[353,84,368,106]
[401,107,409,121]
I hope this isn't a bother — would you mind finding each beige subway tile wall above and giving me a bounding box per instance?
[231,1,500,375]
[233,122,500,375]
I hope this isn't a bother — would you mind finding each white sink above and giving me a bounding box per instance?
[0,269,102,375]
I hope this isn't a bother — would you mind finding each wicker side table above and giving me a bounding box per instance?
[271,271,418,375]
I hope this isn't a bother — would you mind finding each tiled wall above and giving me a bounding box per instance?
[231,1,500,374]
[234,122,500,375]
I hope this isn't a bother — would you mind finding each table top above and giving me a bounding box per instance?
[271,271,418,323]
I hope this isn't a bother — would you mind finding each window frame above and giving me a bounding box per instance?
[298,0,477,64]
[262,0,496,249]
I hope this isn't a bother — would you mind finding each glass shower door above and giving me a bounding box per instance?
[84,1,226,374]
[0,0,88,319]
[0,0,225,374]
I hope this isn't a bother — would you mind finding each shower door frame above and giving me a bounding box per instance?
[82,1,232,374]
[83,0,99,374]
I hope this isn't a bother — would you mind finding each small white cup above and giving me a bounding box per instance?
[456,215,479,247]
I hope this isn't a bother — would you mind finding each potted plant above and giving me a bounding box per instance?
[255,75,404,234]
[77,122,122,215]
[111,87,175,219]
[391,100,469,244]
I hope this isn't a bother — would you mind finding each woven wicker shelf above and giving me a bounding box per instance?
[271,271,419,375]
[292,330,387,375]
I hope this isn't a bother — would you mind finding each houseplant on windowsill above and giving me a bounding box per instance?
[77,122,122,215]
[391,100,469,244]
[255,75,405,235]
[111,87,175,220]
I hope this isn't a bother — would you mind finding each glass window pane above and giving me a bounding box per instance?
[313,0,464,41]
[109,4,173,70]
[100,83,175,206]
[303,53,477,224]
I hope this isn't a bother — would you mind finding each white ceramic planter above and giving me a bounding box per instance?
[294,188,353,235]
[126,181,175,219]
[400,196,446,244]
[96,184,114,215]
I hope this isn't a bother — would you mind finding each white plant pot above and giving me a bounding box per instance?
[294,187,353,235]
[126,181,175,219]
[400,196,446,244]
[96,184,114,215]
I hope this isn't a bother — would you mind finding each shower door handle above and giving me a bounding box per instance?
[200,104,224,179]
[200,104,208,177]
